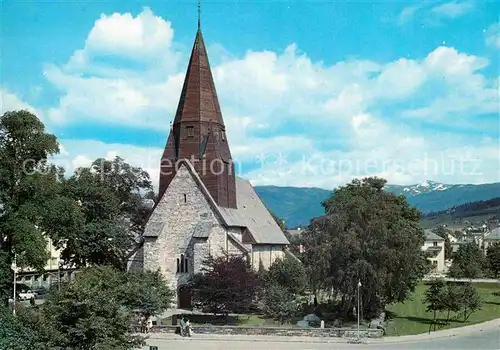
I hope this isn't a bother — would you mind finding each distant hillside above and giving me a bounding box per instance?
[420,197,500,229]
[254,181,500,228]
[254,186,330,228]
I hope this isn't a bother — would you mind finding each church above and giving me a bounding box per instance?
[128,26,291,308]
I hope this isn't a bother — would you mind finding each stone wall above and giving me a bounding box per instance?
[143,165,228,304]
[147,325,383,338]
[142,164,248,306]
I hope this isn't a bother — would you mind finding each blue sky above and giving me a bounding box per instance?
[1,0,499,189]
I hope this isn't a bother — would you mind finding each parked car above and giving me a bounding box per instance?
[18,290,37,300]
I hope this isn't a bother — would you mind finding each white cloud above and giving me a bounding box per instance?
[431,1,475,19]
[31,8,499,188]
[52,139,163,186]
[484,23,500,49]
[397,1,475,26]
[0,88,40,116]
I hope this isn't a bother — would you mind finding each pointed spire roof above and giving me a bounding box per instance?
[173,29,225,127]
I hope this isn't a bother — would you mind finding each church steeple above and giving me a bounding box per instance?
[159,25,237,209]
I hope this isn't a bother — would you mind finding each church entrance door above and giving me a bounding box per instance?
[178,285,192,309]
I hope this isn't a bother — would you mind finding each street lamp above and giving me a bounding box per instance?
[357,280,362,341]
[12,253,17,316]
[58,259,64,291]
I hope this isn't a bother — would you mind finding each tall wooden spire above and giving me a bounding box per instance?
[159,27,237,209]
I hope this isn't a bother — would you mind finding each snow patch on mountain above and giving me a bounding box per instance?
[385,180,455,197]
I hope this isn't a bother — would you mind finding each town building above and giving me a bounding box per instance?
[422,229,446,273]
[484,227,500,251]
[14,237,75,289]
[128,25,290,308]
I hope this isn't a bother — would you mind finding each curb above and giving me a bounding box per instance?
[141,318,500,344]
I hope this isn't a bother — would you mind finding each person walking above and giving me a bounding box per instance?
[146,316,153,333]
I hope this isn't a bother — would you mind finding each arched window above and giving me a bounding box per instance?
[177,254,189,273]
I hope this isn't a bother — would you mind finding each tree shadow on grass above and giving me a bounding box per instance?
[484,301,500,306]
[386,311,433,325]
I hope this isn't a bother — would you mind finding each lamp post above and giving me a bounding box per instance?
[13,253,17,316]
[357,280,362,340]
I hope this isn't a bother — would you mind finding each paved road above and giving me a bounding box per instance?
[140,328,500,350]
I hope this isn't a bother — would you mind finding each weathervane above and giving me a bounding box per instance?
[198,0,201,30]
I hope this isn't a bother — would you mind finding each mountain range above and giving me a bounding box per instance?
[254,181,500,228]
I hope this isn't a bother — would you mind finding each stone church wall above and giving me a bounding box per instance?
[142,164,237,306]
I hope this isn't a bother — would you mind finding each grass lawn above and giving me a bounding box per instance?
[385,282,500,336]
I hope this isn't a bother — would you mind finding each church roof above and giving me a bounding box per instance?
[219,179,290,245]
[147,160,289,245]
[173,29,224,126]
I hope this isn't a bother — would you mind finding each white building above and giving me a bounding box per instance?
[422,230,446,273]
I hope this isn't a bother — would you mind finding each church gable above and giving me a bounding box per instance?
[143,163,225,274]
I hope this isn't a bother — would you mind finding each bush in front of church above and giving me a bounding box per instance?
[260,256,307,324]
[191,254,261,315]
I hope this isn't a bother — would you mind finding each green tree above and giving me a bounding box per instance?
[264,256,307,296]
[0,110,80,304]
[261,256,307,324]
[41,265,172,349]
[486,242,500,278]
[443,283,462,323]
[191,254,261,314]
[302,177,428,318]
[458,283,482,322]
[59,157,152,270]
[261,282,301,324]
[423,279,446,330]
[432,227,453,259]
[448,242,485,279]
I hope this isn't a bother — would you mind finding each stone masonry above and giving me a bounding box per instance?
[143,164,243,304]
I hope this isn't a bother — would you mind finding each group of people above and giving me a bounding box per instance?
[137,314,192,337]
[138,315,153,333]
[179,316,192,337]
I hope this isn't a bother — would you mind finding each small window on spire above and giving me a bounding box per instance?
[186,126,194,137]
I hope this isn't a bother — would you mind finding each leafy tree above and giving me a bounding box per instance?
[0,305,62,350]
[264,256,307,296]
[302,177,428,318]
[191,254,260,314]
[261,282,301,324]
[261,256,307,324]
[458,283,482,322]
[41,265,172,349]
[59,157,152,270]
[443,283,462,323]
[432,227,453,259]
[486,242,500,278]
[448,242,485,279]
[423,279,446,330]
[0,110,80,304]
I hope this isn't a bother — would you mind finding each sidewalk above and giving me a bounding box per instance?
[381,318,500,344]
[142,318,500,344]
